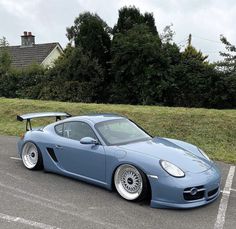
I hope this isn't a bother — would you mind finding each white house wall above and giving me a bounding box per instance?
[41,46,62,68]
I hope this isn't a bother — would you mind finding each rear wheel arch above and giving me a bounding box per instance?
[21,141,44,170]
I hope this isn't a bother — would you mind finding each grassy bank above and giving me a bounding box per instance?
[0,97,235,164]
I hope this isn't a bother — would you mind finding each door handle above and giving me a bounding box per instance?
[55,145,63,149]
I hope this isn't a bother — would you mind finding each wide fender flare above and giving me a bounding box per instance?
[105,149,167,190]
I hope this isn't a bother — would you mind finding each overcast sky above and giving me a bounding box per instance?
[0,0,235,62]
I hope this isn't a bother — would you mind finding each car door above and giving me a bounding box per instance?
[53,121,106,182]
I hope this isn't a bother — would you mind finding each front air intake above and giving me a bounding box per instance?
[183,186,205,201]
[208,187,219,198]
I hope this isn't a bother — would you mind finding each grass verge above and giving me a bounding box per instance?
[0,97,235,164]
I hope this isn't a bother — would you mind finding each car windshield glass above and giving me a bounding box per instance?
[95,119,151,146]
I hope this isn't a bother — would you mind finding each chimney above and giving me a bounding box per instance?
[21,31,35,47]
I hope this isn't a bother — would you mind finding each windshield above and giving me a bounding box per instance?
[95,119,152,146]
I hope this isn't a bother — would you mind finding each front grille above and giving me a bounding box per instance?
[184,185,204,192]
[183,186,205,201]
[208,187,219,198]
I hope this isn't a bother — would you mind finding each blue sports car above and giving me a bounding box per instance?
[17,112,221,209]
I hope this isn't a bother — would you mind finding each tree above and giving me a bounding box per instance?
[0,37,16,97]
[214,35,236,108]
[160,24,175,44]
[15,63,46,99]
[182,45,208,62]
[66,12,111,68]
[0,37,11,74]
[0,37,9,47]
[43,45,105,102]
[218,35,236,73]
[113,6,157,35]
[66,12,112,101]
[171,45,216,107]
[111,24,166,104]
[110,7,165,104]
[158,42,181,106]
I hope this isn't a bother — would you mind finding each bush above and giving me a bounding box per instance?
[0,72,18,98]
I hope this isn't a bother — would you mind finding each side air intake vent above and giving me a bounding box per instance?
[47,148,58,162]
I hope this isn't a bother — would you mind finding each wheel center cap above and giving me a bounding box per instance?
[127,178,133,185]
[31,152,35,158]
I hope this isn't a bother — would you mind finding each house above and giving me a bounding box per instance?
[0,31,63,68]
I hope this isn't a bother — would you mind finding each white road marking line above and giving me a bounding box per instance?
[10,157,22,161]
[0,170,22,181]
[0,187,122,229]
[214,166,235,229]
[0,212,60,229]
[221,190,230,195]
[0,182,77,209]
[5,172,23,181]
[231,188,236,192]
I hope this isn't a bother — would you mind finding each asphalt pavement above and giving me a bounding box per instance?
[0,136,235,229]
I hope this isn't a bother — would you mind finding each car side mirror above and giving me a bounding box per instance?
[80,137,99,145]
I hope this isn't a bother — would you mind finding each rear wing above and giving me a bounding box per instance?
[17,112,71,131]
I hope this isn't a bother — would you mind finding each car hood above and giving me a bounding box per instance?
[118,137,211,174]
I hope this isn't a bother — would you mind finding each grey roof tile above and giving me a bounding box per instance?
[0,43,59,68]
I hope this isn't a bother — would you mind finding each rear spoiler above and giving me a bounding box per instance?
[17,112,72,131]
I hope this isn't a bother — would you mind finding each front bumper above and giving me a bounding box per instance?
[149,164,221,209]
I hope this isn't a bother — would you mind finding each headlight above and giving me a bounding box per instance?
[160,160,185,177]
[198,148,211,161]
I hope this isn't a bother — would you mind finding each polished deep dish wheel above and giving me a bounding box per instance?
[22,142,42,170]
[114,164,147,201]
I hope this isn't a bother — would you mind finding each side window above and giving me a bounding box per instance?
[63,122,97,141]
[55,124,63,136]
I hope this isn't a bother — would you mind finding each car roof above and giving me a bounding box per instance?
[63,113,127,124]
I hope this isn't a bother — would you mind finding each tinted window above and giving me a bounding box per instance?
[55,121,97,141]
[55,124,63,136]
[95,119,151,145]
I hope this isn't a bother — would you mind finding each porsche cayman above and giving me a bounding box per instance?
[16,112,221,208]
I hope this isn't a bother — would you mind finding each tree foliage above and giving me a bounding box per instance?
[113,6,157,35]
[0,37,9,47]
[160,24,175,44]
[40,45,105,102]
[215,35,236,107]
[174,46,215,107]
[66,12,111,100]
[0,37,11,74]
[111,24,164,104]
[66,12,111,68]
[0,7,235,109]
[218,35,236,73]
